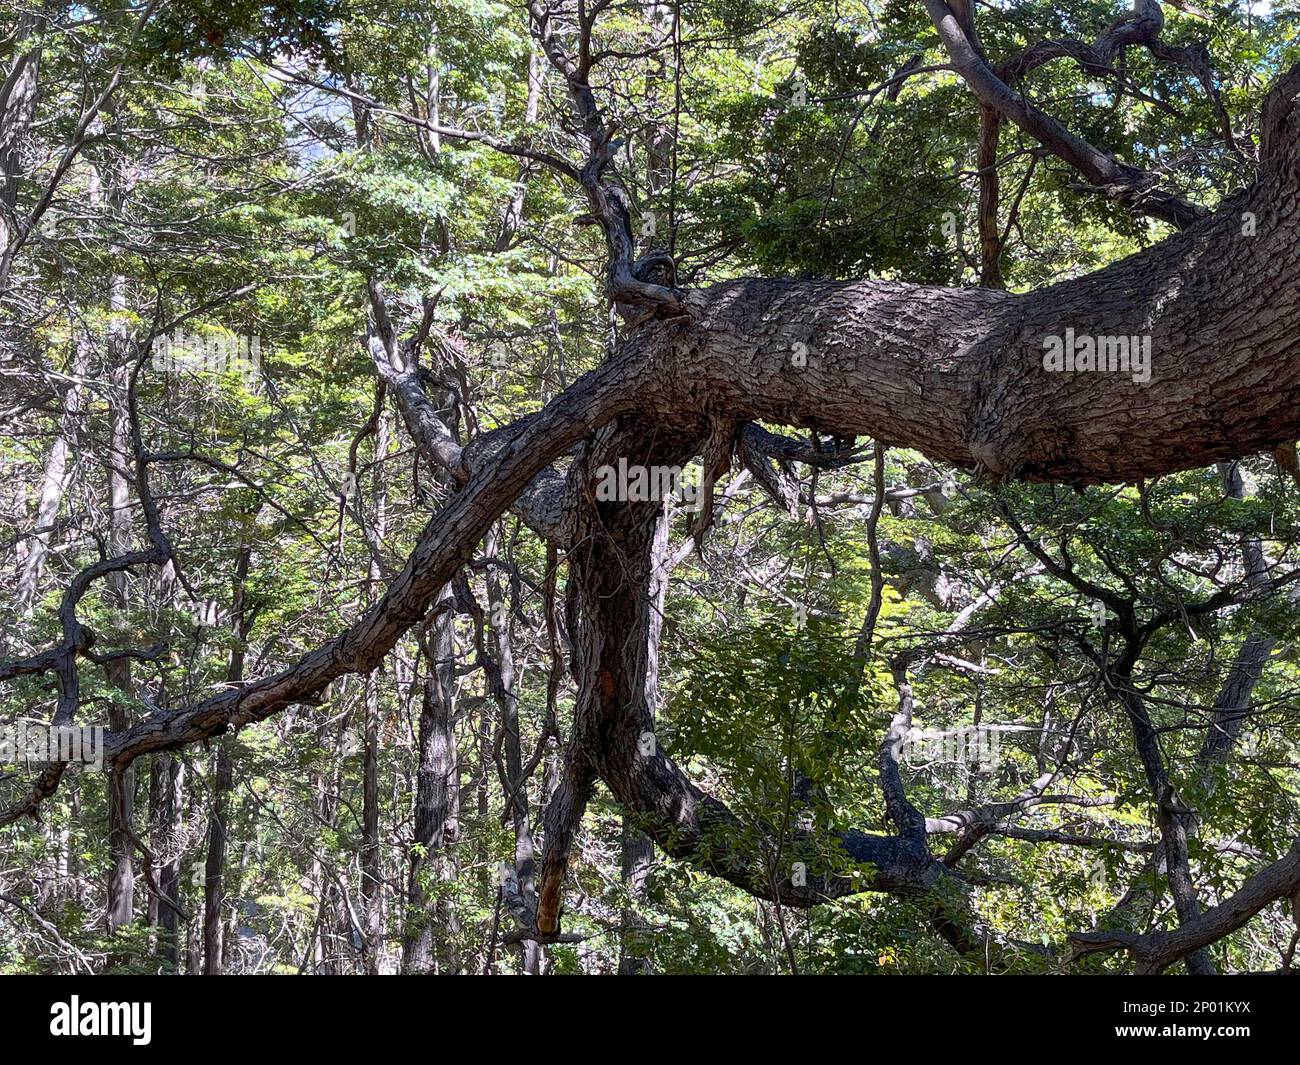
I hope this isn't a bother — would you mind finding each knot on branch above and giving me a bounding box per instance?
[632,250,677,288]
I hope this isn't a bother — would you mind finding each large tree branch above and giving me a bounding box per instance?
[526,0,685,315]
[1070,836,1300,973]
[922,0,1207,228]
[365,279,572,543]
[998,6,1241,158]
[94,351,649,769]
[527,421,1010,963]
[11,63,1300,834]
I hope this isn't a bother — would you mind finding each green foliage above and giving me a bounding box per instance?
[2,0,1298,976]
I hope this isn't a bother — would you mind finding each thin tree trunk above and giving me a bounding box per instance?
[104,285,136,937]
[153,754,184,969]
[486,530,541,973]
[15,335,91,618]
[203,531,254,974]
[402,590,461,973]
[361,414,390,974]
[494,49,541,252]
[977,106,1004,288]
[0,13,41,263]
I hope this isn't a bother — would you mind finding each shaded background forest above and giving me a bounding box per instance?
[2,0,1299,974]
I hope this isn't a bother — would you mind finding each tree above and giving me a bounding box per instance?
[2,0,1299,975]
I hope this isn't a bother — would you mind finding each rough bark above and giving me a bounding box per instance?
[618,508,668,975]
[402,591,461,974]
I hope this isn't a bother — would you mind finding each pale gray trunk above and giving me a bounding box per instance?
[15,335,91,617]
[0,13,41,262]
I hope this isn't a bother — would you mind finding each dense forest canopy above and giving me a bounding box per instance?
[2,0,1300,976]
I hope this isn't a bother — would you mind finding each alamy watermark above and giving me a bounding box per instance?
[1042,327,1151,384]
[50,997,151,1045]
[594,458,702,512]
[151,329,263,377]
[898,725,1001,771]
[0,720,104,769]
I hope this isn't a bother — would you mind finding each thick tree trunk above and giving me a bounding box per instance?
[97,75,1300,942]
[536,422,678,936]
[618,508,668,975]
[534,419,991,960]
